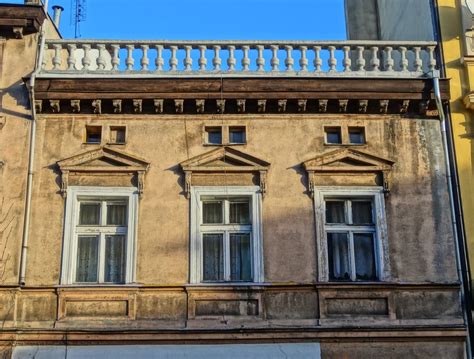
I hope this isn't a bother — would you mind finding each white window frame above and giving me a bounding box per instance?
[61,186,139,285]
[190,186,264,284]
[313,186,390,282]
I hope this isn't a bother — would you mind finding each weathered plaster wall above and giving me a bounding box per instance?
[23,114,456,286]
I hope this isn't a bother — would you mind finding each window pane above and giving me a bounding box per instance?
[328,233,351,281]
[105,235,126,283]
[325,128,342,144]
[352,201,373,224]
[206,127,222,144]
[202,201,223,224]
[229,200,250,224]
[354,233,376,280]
[326,201,345,223]
[349,129,365,144]
[107,203,127,226]
[230,233,252,281]
[202,234,224,281]
[76,236,99,282]
[229,128,246,143]
[79,203,100,225]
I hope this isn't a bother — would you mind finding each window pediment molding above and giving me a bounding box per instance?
[57,146,150,197]
[303,148,395,195]
[180,147,270,198]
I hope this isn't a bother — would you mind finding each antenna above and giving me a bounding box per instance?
[70,0,87,38]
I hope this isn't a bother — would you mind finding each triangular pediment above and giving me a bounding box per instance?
[181,147,270,172]
[57,146,150,173]
[303,148,394,172]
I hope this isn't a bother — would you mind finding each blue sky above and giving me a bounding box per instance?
[5,0,347,39]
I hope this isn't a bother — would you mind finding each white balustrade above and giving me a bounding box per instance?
[39,40,439,78]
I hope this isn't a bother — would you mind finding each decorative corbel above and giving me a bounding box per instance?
[92,100,102,114]
[259,170,267,197]
[400,100,410,114]
[319,99,328,113]
[358,100,368,113]
[50,100,60,113]
[154,99,164,113]
[34,100,42,113]
[133,99,142,113]
[70,100,81,113]
[175,99,184,114]
[196,99,205,113]
[60,170,69,198]
[257,99,266,113]
[338,99,348,113]
[297,99,307,112]
[113,99,122,113]
[216,99,226,114]
[184,171,192,199]
[379,100,389,114]
[382,170,391,196]
[236,99,246,113]
[278,100,287,113]
[12,27,23,39]
[0,116,5,130]
[137,171,145,196]
[307,171,315,198]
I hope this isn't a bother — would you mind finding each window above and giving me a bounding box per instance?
[313,187,389,282]
[325,127,342,144]
[348,127,366,144]
[109,126,126,144]
[205,127,222,145]
[229,126,246,144]
[61,187,139,285]
[190,186,263,283]
[85,126,102,144]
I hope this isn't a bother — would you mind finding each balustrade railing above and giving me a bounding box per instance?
[39,40,439,78]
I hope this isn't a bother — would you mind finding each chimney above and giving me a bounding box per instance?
[52,5,64,28]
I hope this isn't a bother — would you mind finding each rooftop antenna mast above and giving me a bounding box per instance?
[70,0,87,38]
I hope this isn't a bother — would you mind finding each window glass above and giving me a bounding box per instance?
[110,126,126,144]
[104,235,126,283]
[325,127,342,144]
[349,127,365,144]
[230,233,252,281]
[86,126,102,144]
[206,127,222,144]
[79,203,100,225]
[229,127,246,144]
[354,233,376,280]
[352,201,373,224]
[327,232,351,281]
[202,234,224,281]
[229,200,250,224]
[107,203,127,225]
[76,236,99,282]
[326,201,345,223]
[202,201,223,224]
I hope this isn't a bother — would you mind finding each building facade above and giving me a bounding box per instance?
[0,1,468,358]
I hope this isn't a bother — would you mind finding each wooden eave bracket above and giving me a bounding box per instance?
[57,146,150,197]
[180,146,270,199]
[0,4,46,38]
[463,92,474,110]
[303,148,395,197]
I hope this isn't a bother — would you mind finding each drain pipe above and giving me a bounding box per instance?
[19,0,48,286]
[433,76,473,358]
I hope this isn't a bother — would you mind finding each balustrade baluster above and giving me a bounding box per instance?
[313,46,322,72]
[82,44,91,70]
[125,44,135,71]
[370,46,380,71]
[213,45,222,71]
[427,46,437,73]
[52,44,62,70]
[384,47,394,72]
[141,44,150,71]
[96,44,107,70]
[299,46,308,72]
[198,45,207,71]
[242,46,250,71]
[399,46,408,72]
[342,46,351,72]
[328,46,337,72]
[284,45,294,71]
[227,45,236,71]
[184,45,192,71]
[256,45,265,72]
[67,43,77,70]
[270,45,279,71]
[169,46,178,71]
[155,45,164,71]
[413,47,422,72]
[111,44,120,71]
[356,46,366,72]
